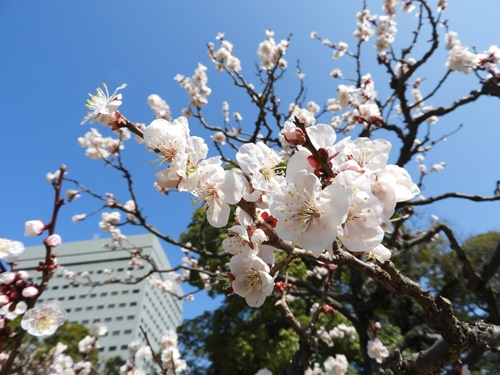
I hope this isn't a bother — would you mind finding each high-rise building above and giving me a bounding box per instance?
[17,234,183,363]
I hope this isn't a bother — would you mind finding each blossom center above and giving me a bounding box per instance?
[34,313,55,332]
[244,269,262,290]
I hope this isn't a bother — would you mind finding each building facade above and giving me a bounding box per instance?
[18,234,183,363]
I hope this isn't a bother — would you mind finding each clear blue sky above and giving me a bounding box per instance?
[1,1,499,320]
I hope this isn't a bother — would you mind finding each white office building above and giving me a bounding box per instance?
[18,234,183,363]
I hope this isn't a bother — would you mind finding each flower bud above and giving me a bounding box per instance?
[282,121,306,146]
[0,272,16,285]
[17,271,29,280]
[22,286,39,298]
[24,220,45,236]
[46,234,62,248]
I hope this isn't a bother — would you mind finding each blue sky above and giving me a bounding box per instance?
[1,1,499,320]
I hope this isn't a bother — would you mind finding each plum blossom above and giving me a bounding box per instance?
[21,300,67,336]
[144,117,188,170]
[0,238,25,263]
[229,254,275,307]
[257,30,288,69]
[176,63,211,107]
[192,166,243,228]
[447,44,478,74]
[333,171,385,252]
[211,131,227,145]
[72,213,87,222]
[270,171,350,255]
[324,354,349,375]
[148,94,172,121]
[366,244,392,262]
[81,83,127,125]
[236,142,285,193]
[333,138,391,174]
[354,10,375,42]
[367,337,390,363]
[334,42,349,59]
[375,16,397,52]
[337,84,351,109]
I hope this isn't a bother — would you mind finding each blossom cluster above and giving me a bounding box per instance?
[256,30,289,70]
[175,63,211,108]
[306,354,349,375]
[209,34,242,72]
[120,330,188,375]
[445,31,500,75]
[129,110,420,307]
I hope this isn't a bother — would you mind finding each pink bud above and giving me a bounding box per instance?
[22,286,39,298]
[16,271,29,280]
[24,220,45,236]
[373,322,382,331]
[0,272,16,285]
[46,234,62,248]
[282,121,306,146]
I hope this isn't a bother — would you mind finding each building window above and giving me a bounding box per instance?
[111,291,118,296]
[127,315,134,320]
[122,290,129,295]
[75,307,82,312]
[104,317,112,322]
[130,302,137,307]
[90,293,97,298]
[119,303,126,308]
[97,305,104,310]
[116,316,123,321]
[68,296,75,300]
[109,346,117,352]
[112,331,120,336]
[124,329,132,334]
[85,306,93,311]
[132,289,140,294]
[100,292,108,297]
[82,320,89,324]
[108,304,115,309]
[121,345,128,350]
